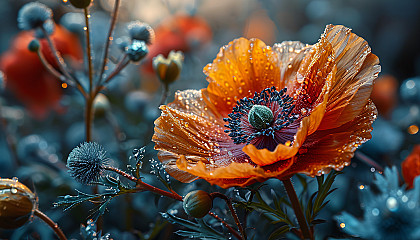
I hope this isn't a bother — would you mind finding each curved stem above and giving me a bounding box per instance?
[97,0,120,85]
[282,178,313,240]
[208,212,242,240]
[210,192,246,240]
[84,7,94,94]
[40,27,86,97]
[34,209,67,240]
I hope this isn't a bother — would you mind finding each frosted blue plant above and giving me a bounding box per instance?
[67,142,109,184]
[127,21,154,44]
[17,2,55,38]
[126,40,148,62]
[335,167,420,240]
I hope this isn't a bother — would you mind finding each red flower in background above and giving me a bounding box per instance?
[370,74,398,118]
[0,25,82,119]
[402,145,420,189]
[142,15,212,74]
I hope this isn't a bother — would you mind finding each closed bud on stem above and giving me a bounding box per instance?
[0,178,37,229]
[28,39,40,52]
[183,190,213,218]
[153,51,184,85]
[69,0,92,9]
[93,93,110,118]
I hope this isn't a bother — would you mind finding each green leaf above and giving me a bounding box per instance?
[161,213,226,240]
[268,225,290,240]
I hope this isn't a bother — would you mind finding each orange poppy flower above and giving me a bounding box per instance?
[153,25,380,188]
[0,25,82,119]
[402,145,420,189]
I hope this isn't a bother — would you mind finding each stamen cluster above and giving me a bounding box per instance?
[224,87,297,145]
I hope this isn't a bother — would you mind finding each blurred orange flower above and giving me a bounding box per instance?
[142,15,212,74]
[153,25,380,188]
[371,74,398,117]
[402,145,420,189]
[0,25,82,119]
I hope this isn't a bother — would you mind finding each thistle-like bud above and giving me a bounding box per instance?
[18,2,55,38]
[0,178,37,229]
[126,40,148,62]
[153,51,184,85]
[127,21,155,45]
[68,0,92,9]
[28,39,40,52]
[67,142,109,185]
[183,190,213,218]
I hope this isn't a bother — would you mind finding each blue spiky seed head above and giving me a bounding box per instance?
[18,2,54,37]
[127,21,155,45]
[67,142,109,185]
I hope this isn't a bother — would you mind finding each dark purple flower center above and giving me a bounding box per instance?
[224,87,299,151]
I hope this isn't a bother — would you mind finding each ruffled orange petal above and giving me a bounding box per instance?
[283,100,377,177]
[288,35,335,109]
[176,155,295,188]
[203,38,282,116]
[242,116,309,166]
[318,25,381,130]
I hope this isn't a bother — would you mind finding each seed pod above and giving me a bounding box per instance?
[0,178,37,229]
[183,190,213,218]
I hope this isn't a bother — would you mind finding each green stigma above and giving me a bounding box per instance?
[248,105,274,129]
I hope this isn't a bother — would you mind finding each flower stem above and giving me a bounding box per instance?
[159,83,169,106]
[34,209,67,240]
[208,212,242,240]
[40,27,86,97]
[84,7,94,94]
[210,192,246,240]
[103,165,183,201]
[97,0,120,85]
[282,178,312,240]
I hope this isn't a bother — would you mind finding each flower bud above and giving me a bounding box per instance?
[93,93,110,118]
[28,39,40,52]
[127,21,155,45]
[153,51,184,85]
[126,40,148,62]
[0,178,37,229]
[69,0,92,9]
[183,190,212,218]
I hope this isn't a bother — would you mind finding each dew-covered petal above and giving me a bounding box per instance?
[273,41,308,88]
[318,25,381,130]
[288,35,335,113]
[284,100,377,176]
[175,155,294,188]
[153,90,227,161]
[203,38,282,116]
